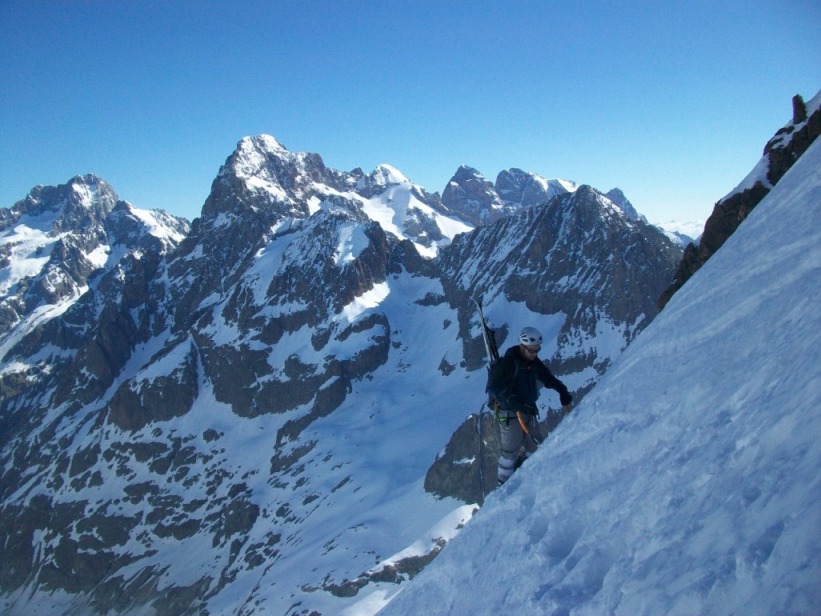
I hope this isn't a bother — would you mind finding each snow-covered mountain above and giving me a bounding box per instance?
[379,127,821,616]
[0,174,189,362]
[204,135,469,259]
[0,136,680,614]
[439,166,652,238]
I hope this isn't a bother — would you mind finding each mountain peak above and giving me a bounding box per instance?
[451,165,487,182]
[370,164,410,186]
[226,135,294,182]
[441,166,503,226]
[495,167,534,202]
[353,164,414,201]
[239,134,288,155]
[496,168,577,208]
[356,164,411,194]
[5,174,119,232]
[605,188,644,222]
[203,135,336,219]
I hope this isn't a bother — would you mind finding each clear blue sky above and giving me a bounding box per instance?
[1,1,819,224]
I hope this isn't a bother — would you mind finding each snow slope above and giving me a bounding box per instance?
[377,136,821,613]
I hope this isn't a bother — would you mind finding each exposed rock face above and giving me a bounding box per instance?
[442,165,578,226]
[202,134,354,219]
[660,91,821,309]
[496,168,575,208]
[606,188,645,222]
[441,165,506,226]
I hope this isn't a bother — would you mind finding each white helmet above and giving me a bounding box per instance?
[519,326,542,346]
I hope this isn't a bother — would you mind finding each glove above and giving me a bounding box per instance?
[560,390,573,407]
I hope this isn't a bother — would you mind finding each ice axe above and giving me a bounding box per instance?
[516,411,542,446]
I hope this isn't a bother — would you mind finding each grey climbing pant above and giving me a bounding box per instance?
[497,412,542,485]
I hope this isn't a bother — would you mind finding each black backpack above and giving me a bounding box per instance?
[486,355,519,411]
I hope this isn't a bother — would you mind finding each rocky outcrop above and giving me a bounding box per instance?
[424,412,500,505]
[606,188,644,222]
[660,92,821,309]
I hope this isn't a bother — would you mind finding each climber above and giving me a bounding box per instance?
[487,326,573,485]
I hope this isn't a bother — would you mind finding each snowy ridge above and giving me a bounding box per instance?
[124,203,189,246]
[356,178,471,258]
[0,218,66,296]
[357,163,410,190]
[378,138,821,615]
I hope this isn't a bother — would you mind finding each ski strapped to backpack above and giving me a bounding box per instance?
[473,296,501,414]
[473,297,499,366]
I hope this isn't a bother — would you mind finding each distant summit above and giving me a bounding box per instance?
[0,175,188,350]
[441,165,580,226]
[605,187,645,222]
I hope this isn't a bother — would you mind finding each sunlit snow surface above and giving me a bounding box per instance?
[377,141,821,614]
[0,218,62,296]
